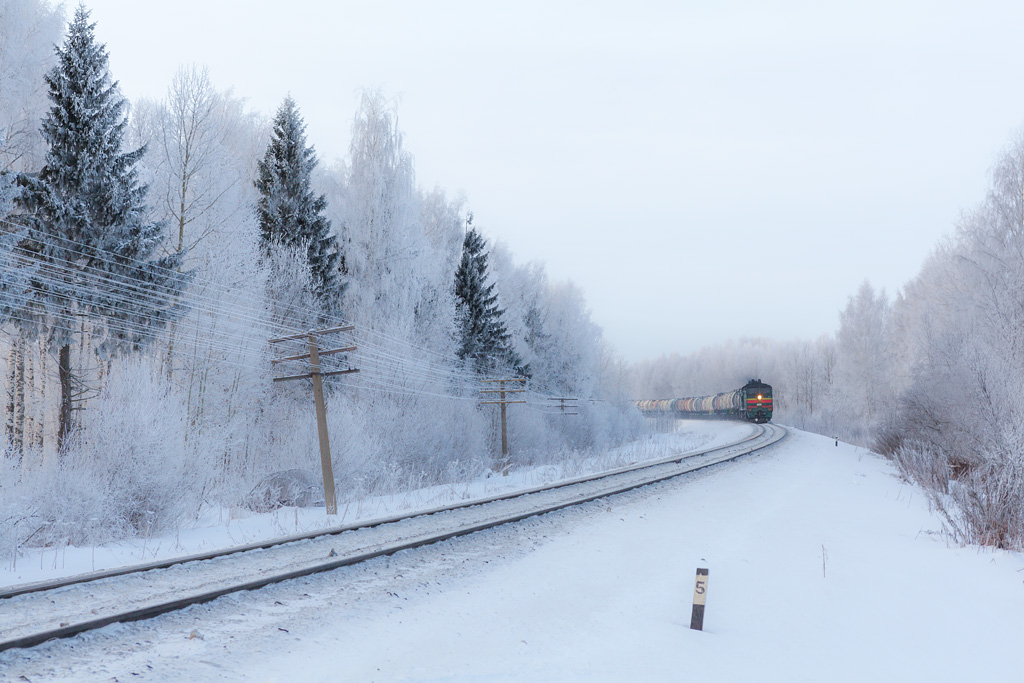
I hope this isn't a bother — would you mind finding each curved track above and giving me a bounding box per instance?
[0,423,785,653]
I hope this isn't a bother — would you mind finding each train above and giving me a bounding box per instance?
[634,379,773,424]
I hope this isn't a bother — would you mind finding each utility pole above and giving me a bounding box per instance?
[547,397,579,416]
[480,378,526,475]
[269,325,358,515]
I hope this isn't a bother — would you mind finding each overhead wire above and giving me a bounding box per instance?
[0,215,589,405]
[2,218,506,389]
[3,220,300,340]
[2,217,577,394]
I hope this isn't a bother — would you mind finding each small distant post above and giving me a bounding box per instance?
[480,378,526,475]
[547,397,579,416]
[690,567,709,630]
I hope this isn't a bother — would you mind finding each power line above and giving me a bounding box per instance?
[0,216,593,405]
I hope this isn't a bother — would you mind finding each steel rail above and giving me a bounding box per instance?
[0,424,770,602]
[0,424,786,653]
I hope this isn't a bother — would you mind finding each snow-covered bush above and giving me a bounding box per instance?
[0,361,204,552]
[865,131,1024,549]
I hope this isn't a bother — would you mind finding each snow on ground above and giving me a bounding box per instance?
[3,423,1022,682]
[241,427,1024,682]
[0,420,750,588]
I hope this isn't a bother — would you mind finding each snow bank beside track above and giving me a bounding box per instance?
[244,427,1024,682]
[0,423,741,589]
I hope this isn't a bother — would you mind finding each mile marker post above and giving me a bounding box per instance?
[690,568,709,630]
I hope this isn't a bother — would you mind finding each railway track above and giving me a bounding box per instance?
[0,423,785,653]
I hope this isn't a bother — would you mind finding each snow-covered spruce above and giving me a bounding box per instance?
[256,95,341,310]
[454,221,522,375]
[13,5,189,452]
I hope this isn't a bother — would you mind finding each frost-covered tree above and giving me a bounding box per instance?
[337,90,437,341]
[538,280,601,395]
[0,0,65,173]
[0,78,646,554]
[255,96,339,307]
[15,5,187,452]
[0,170,15,218]
[158,65,232,256]
[454,222,521,374]
[0,173,35,326]
[834,280,891,438]
[875,131,1024,548]
[412,187,464,353]
[521,299,550,379]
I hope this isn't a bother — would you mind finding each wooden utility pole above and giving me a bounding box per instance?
[548,397,579,416]
[480,378,526,475]
[269,325,358,515]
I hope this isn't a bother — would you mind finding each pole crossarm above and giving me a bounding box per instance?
[320,368,360,378]
[480,400,527,405]
[268,325,355,344]
[311,324,356,336]
[270,345,357,364]
[479,389,526,394]
[273,372,315,383]
[272,368,359,383]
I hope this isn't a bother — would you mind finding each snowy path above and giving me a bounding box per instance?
[3,427,1023,681]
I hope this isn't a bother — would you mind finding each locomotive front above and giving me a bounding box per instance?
[741,379,773,423]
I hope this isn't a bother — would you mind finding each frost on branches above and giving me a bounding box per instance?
[256,96,340,310]
[454,223,522,375]
[14,5,188,451]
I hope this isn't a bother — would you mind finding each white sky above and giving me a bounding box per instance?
[82,0,1024,361]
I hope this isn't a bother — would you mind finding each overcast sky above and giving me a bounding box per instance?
[83,0,1024,361]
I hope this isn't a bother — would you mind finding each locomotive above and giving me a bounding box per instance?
[634,379,773,424]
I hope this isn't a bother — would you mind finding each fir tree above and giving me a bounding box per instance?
[453,221,522,374]
[520,300,550,379]
[255,96,340,307]
[15,5,188,452]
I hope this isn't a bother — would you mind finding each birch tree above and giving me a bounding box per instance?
[834,281,891,436]
[0,0,64,173]
[16,6,188,452]
[339,90,426,337]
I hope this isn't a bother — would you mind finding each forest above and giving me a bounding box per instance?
[632,148,1024,548]
[2,1,1023,553]
[0,3,640,554]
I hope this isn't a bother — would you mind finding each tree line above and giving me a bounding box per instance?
[0,3,636,551]
[631,139,1024,549]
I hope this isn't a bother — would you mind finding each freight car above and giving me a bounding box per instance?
[635,379,773,423]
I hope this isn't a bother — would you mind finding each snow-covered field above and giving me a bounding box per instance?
[3,423,1022,682]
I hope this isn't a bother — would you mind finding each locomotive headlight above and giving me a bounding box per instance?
[757,394,762,400]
